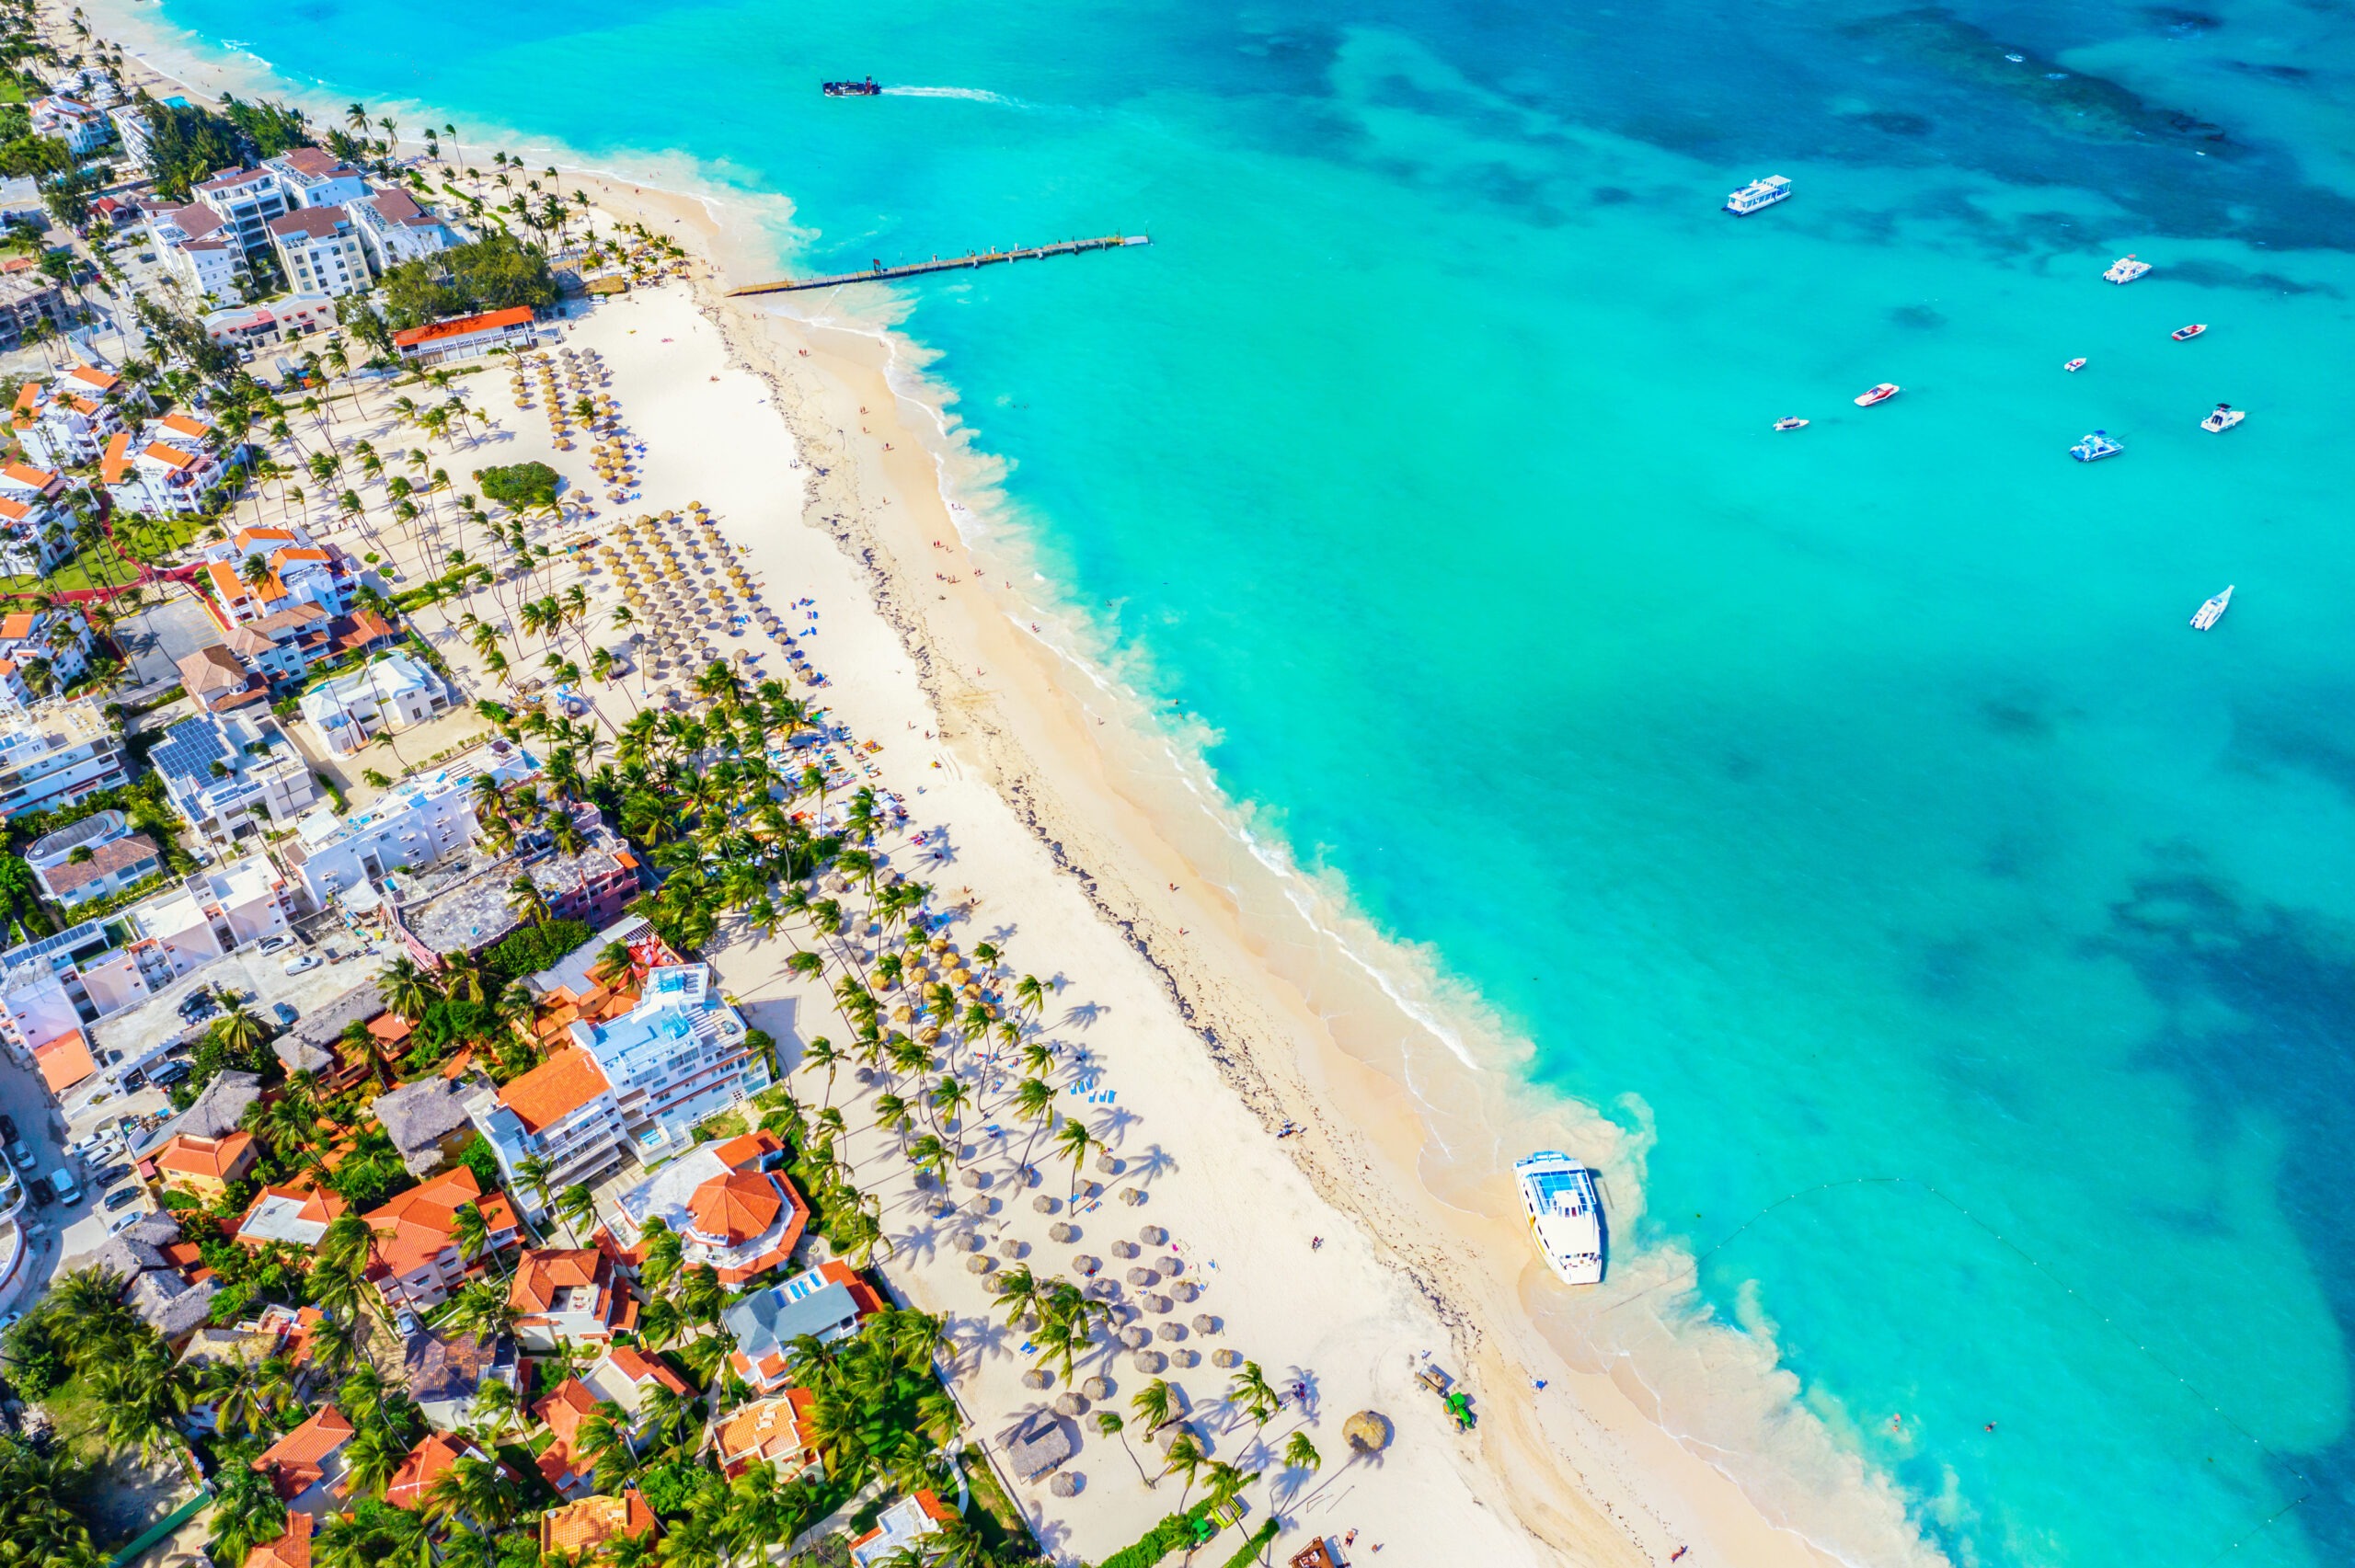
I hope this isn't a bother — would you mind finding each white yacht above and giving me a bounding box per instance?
[2200,403,2244,433]
[1725,176,1792,215]
[1515,1152,1604,1285]
[2104,254,2153,283]
[2070,429,2124,462]
[2191,585,2233,630]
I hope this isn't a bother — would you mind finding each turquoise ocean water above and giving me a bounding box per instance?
[125,0,2355,1559]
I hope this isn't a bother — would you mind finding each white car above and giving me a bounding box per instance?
[283,954,322,975]
[258,935,294,956]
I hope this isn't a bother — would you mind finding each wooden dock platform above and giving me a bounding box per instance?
[727,234,1150,296]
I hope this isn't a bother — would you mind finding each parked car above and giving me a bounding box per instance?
[51,1167,82,1205]
[272,1001,300,1027]
[27,1177,53,1207]
[5,1140,32,1171]
[90,1163,132,1189]
[0,1114,17,1142]
[148,1061,192,1088]
[64,1131,120,1161]
[394,1307,420,1338]
[258,935,293,956]
[107,1207,149,1233]
[103,1185,143,1211]
[283,954,322,975]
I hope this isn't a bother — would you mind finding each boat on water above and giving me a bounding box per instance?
[2191,585,2233,630]
[1854,383,1901,406]
[822,77,881,97]
[2200,403,2245,433]
[1774,416,1809,431]
[1515,1152,1604,1286]
[2173,323,2208,341]
[2104,255,2153,283]
[1724,176,1792,215]
[2063,358,2087,372]
[2070,429,2124,462]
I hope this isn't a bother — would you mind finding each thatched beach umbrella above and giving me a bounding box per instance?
[1156,1256,1183,1276]
[1344,1411,1393,1456]
[1082,1376,1113,1402]
[1212,1349,1241,1369]
[1032,1196,1058,1215]
[965,1254,994,1276]
[1171,1282,1200,1303]
[1000,1237,1027,1259]
[959,1169,984,1189]
[1126,1268,1155,1287]
[1155,1322,1184,1342]
[1022,1368,1051,1391]
[1120,1187,1148,1207]
[1070,1254,1100,1276]
[1191,1314,1219,1335]
[1132,1351,1166,1374]
[1120,1326,1152,1350]
[1095,1154,1123,1176]
[1139,1226,1167,1245]
[1053,1392,1086,1417]
[1049,1222,1077,1243]
[1141,1294,1169,1315]
[1111,1241,1139,1260]
[1049,1473,1080,1499]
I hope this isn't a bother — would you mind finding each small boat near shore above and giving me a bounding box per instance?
[2064,358,2087,372]
[2200,403,2244,433]
[2172,323,2207,341]
[2105,255,2153,283]
[1774,416,1809,431]
[822,77,881,97]
[2191,585,2233,630]
[1515,1152,1604,1286]
[2070,429,2124,462]
[1854,383,1901,406]
[1725,176,1791,215]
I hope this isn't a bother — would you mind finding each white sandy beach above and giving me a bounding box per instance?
[68,10,1947,1565]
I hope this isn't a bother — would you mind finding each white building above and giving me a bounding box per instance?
[29,97,111,157]
[0,606,96,706]
[349,190,461,274]
[192,166,289,262]
[107,106,154,173]
[0,700,127,821]
[286,743,536,907]
[103,414,234,519]
[25,811,163,910]
[197,523,357,624]
[12,364,134,468]
[465,961,770,1211]
[150,203,246,303]
[262,147,370,212]
[0,459,68,578]
[267,207,368,299]
[148,707,319,846]
[392,307,536,366]
[40,67,121,107]
[296,652,454,758]
[201,293,338,349]
[0,853,295,1055]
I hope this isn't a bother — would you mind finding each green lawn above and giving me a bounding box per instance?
[0,551,143,599]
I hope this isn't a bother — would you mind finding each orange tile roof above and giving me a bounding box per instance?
[1,461,57,489]
[0,660,17,680]
[271,546,333,567]
[242,1511,313,1568]
[385,1432,489,1511]
[99,429,132,485]
[602,1345,692,1396]
[0,612,32,639]
[362,1167,516,1279]
[392,305,535,349]
[0,498,30,521]
[235,1182,347,1248]
[253,1405,353,1500]
[714,1389,818,1472]
[539,1491,657,1556]
[64,364,118,392]
[232,526,297,550]
[158,412,213,440]
[534,1377,599,1450]
[509,1246,610,1315]
[66,395,101,417]
[12,383,39,412]
[154,1130,257,1183]
[497,1046,610,1133]
[688,1171,783,1245]
[144,441,201,471]
[710,1129,783,1172]
[33,1030,95,1093]
[368,1013,414,1044]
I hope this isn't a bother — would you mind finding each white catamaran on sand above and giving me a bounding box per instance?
[1515,1152,1605,1285]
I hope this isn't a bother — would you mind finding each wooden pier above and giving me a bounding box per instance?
[727,234,1150,296]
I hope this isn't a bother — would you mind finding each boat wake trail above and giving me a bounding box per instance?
[883,86,1020,106]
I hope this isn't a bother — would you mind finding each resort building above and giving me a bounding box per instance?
[221,602,334,681]
[102,413,234,517]
[234,1182,347,1252]
[240,1513,313,1568]
[267,207,369,299]
[0,269,66,350]
[194,166,292,262]
[29,96,111,155]
[465,1046,630,1207]
[0,605,95,698]
[0,700,127,820]
[24,811,164,910]
[709,1390,822,1481]
[349,189,463,272]
[578,1345,691,1422]
[282,742,536,909]
[150,708,319,845]
[384,1433,497,1512]
[532,1378,603,1496]
[369,1075,477,1177]
[0,458,67,578]
[198,524,358,625]
[253,1404,354,1514]
[178,645,270,714]
[361,1167,521,1311]
[109,105,155,173]
[152,202,247,303]
[403,1328,520,1430]
[202,293,339,348]
[508,1247,634,1351]
[721,1261,883,1393]
[150,1130,258,1199]
[538,1492,657,1558]
[849,1494,959,1568]
[295,652,455,757]
[11,364,134,468]
[390,808,643,965]
[262,147,370,211]
[605,1129,807,1285]
[392,305,537,366]
[58,1211,217,1346]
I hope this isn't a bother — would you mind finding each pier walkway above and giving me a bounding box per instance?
[727,234,1149,296]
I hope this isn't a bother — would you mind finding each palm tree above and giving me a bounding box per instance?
[379,956,438,1021]
[1162,1433,1206,1504]
[215,1001,267,1059]
[1229,1360,1281,1429]
[556,1182,598,1246]
[1282,1431,1321,1474]
[505,873,552,927]
[1053,1116,1097,1203]
[1096,1411,1153,1488]
[468,1377,523,1443]
[1131,1378,1177,1436]
[446,1276,516,1341]
[87,1332,190,1462]
[799,1035,843,1108]
[205,1470,288,1568]
[515,1153,557,1225]
[199,1354,296,1439]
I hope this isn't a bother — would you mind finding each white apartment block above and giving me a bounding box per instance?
[148,707,319,846]
[108,106,154,172]
[198,523,356,624]
[262,147,370,211]
[151,204,247,303]
[349,189,461,273]
[266,207,368,299]
[285,743,537,908]
[296,652,454,758]
[0,606,96,705]
[0,459,67,578]
[11,364,133,468]
[29,97,111,156]
[0,701,127,821]
[0,854,295,1055]
[193,166,289,262]
[103,413,233,518]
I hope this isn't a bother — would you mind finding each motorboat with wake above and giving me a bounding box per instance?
[2063,358,2087,372]
[1854,383,1901,406]
[2070,429,2124,462]
[1774,416,1809,431]
[1515,1152,1605,1286]
[2200,403,2244,433]
[2191,586,2233,630]
[2104,255,2152,283]
[2173,323,2208,341]
[1725,176,1792,215]
[822,77,881,96]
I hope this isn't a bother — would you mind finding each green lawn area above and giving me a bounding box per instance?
[0,76,28,105]
[0,551,143,599]
[115,512,210,563]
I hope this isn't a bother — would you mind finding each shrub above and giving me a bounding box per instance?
[476,462,560,513]
[484,918,592,979]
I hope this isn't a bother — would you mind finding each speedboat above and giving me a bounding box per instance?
[1725,176,1792,215]
[1515,1152,1604,1286]
[2063,358,2087,372]
[2070,429,2124,462]
[1854,383,1901,406]
[2200,403,2244,433]
[2172,323,2207,341]
[822,77,881,96]
[2190,585,2233,630]
[1774,416,1809,431]
[2104,255,2153,283]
